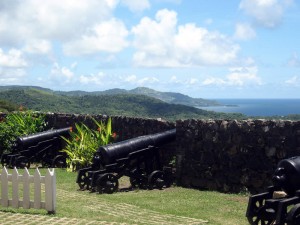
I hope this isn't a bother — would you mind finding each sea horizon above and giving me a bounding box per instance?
[198,98,300,116]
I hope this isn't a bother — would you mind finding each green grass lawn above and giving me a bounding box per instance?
[0,168,250,224]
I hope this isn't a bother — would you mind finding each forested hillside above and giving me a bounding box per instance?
[0,87,245,121]
[57,87,221,107]
[0,99,19,112]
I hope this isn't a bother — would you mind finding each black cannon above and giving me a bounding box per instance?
[1,127,71,168]
[77,129,176,194]
[246,156,300,225]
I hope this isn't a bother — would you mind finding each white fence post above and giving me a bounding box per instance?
[34,168,42,209]
[45,168,56,213]
[23,168,30,209]
[0,166,56,213]
[1,167,8,207]
[12,168,19,208]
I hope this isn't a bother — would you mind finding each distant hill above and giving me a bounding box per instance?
[0,86,245,121]
[129,87,220,107]
[55,86,220,107]
[55,88,127,97]
[0,85,220,107]
[0,85,53,93]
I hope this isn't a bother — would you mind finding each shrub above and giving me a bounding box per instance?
[0,111,47,155]
[61,118,117,172]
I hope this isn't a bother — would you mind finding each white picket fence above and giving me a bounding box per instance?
[0,167,56,213]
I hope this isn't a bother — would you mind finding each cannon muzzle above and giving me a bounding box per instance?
[272,156,300,195]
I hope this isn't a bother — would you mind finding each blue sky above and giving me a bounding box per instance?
[0,0,299,98]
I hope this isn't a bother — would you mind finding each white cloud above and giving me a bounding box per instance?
[137,77,159,85]
[79,72,106,85]
[175,24,239,66]
[105,0,119,9]
[132,9,178,66]
[124,75,138,82]
[170,76,180,83]
[0,48,27,68]
[202,66,262,87]
[23,39,52,55]
[50,63,75,84]
[122,74,159,85]
[227,67,262,85]
[285,75,300,86]
[121,0,150,12]
[78,73,160,89]
[0,0,117,45]
[239,0,293,28]
[234,23,256,40]
[202,77,226,86]
[63,19,129,56]
[132,9,240,67]
[170,76,200,86]
[0,68,26,84]
[187,78,199,85]
[0,48,28,84]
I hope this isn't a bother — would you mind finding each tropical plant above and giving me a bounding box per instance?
[61,118,117,172]
[0,111,47,155]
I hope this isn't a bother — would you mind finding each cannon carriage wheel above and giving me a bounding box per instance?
[52,155,66,168]
[148,170,166,190]
[129,169,148,189]
[96,173,119,194]
[286,204,300,225]
[41,153,52,168]
[78,172,90,190]
[247,215,275,225]
[15,156,30,169]
[246,198,276,225]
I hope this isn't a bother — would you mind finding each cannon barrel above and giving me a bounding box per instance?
[272,156,300,195]
[16,127,71,149]
[96,129,176,164]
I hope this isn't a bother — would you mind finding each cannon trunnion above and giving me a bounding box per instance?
[1,127,71,168]
[77,129,176,194]
[246,156,300,225]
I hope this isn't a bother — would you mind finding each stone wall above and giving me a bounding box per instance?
[2,112,300,193]
[176,119,300,193]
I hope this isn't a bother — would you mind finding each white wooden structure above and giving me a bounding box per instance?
[0,167,56,213]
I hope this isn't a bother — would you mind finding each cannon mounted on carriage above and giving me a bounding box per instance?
[77,129,176,194]
[246,156,300,225]
[1,127,71,168]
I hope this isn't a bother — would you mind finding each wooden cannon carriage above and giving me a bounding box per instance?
[1,127,71,168]
[77,129,176,194]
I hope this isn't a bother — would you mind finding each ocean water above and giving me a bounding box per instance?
[198,99,300,116]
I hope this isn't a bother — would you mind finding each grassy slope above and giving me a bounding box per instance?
[0,168,249,225]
